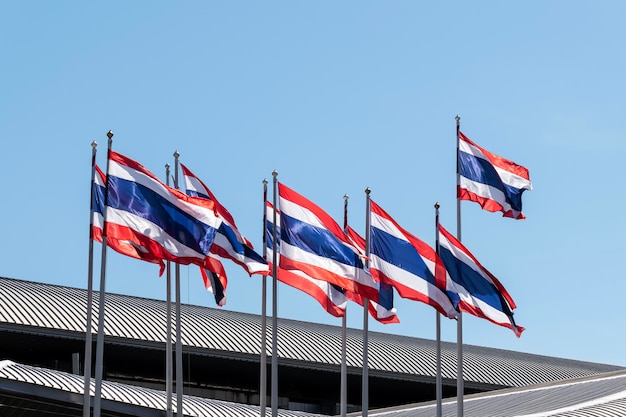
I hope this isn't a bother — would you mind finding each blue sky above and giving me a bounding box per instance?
[2,2,625,368]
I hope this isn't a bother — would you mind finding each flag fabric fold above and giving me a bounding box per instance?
[458,132,532,220]
[345,225,399,324]
[266,202,347,317]
[104,151,222,269]
[181,163,269,276]
[369,200,457,318]
[92,164,166,275]
[277,183,379,302]
[438,224,524,337]
[200,255,227,307]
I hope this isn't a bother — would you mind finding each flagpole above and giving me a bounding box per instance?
[93,130,114,417]
[165,164,173,417]
[83,141,98,417]
[434,202,442,417]
[362,187,371,417]
[173,151,184,416]
[455,114,464,417]
[341,194,349,417]
[271,170,279,417]
[261,178,269,417]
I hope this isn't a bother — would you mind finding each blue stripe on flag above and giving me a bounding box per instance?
[217,222,245,254]
[280,212,364,269]
[240,242,267,264]
[93,183,105,217]
[377,282,394,310]
[265,218,279,252]
[186,189,211,200]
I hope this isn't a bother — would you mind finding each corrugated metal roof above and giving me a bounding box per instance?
[0,360,324,417]
[4,359,626,417]
[354,370,626,417]
[0,276,621,389]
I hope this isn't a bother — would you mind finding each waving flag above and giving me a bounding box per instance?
[266,202,347,317]
[181,164,269,276]
[438,224,524,336]
[458,132,532,220]
[92,165,165,275]
[369,201,457,318]
[345,225,399,324]
[105,151,222,268]
[278,183,379,301]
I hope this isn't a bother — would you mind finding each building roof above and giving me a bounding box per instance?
[351,369,626,417]
[0,360,324,417]
[5,359,626,417]
[0,276,621,390]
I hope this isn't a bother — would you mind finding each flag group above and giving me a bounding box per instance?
[86,121,531,417]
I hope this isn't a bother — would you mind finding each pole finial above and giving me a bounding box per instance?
[455,115,460,123]
[263,178,268,186]
[91,141,97,149]
[365,187,371,195]
[173,150,180,159]
[165,163,170,169]
[272,170,278,178]
[434,202,440,210]
[107,130,114,139]
[344,194,349,201]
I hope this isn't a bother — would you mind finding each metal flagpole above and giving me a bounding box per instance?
[341,309,348,417]
[83,141,98,417]
[93,130,114,417]
[434,202,443,417]
[173,151,184,416]
[455,114,464,417]
[271,170,279,417]
[362,187,372,417]
[341,194,349,417]
[260,178,268,417]
[165,164,173,417]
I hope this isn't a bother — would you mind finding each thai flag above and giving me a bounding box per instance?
[266,201,347,317]
[345,225,399,324]
[105,151,222,269]
[369,200,457,318]
[438,224,524,337]
[278,183,379,302]
[92,164,165,275]
[181,164,269,276]
[458,132,532,220]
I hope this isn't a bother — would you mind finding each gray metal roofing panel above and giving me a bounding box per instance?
[0,360,326,417]
[550,397,626,417]
[358,371,626,417]
[0,276,622,389]
[5,359,626,417]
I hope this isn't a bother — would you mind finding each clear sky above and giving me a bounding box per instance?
[2,2,625,368]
